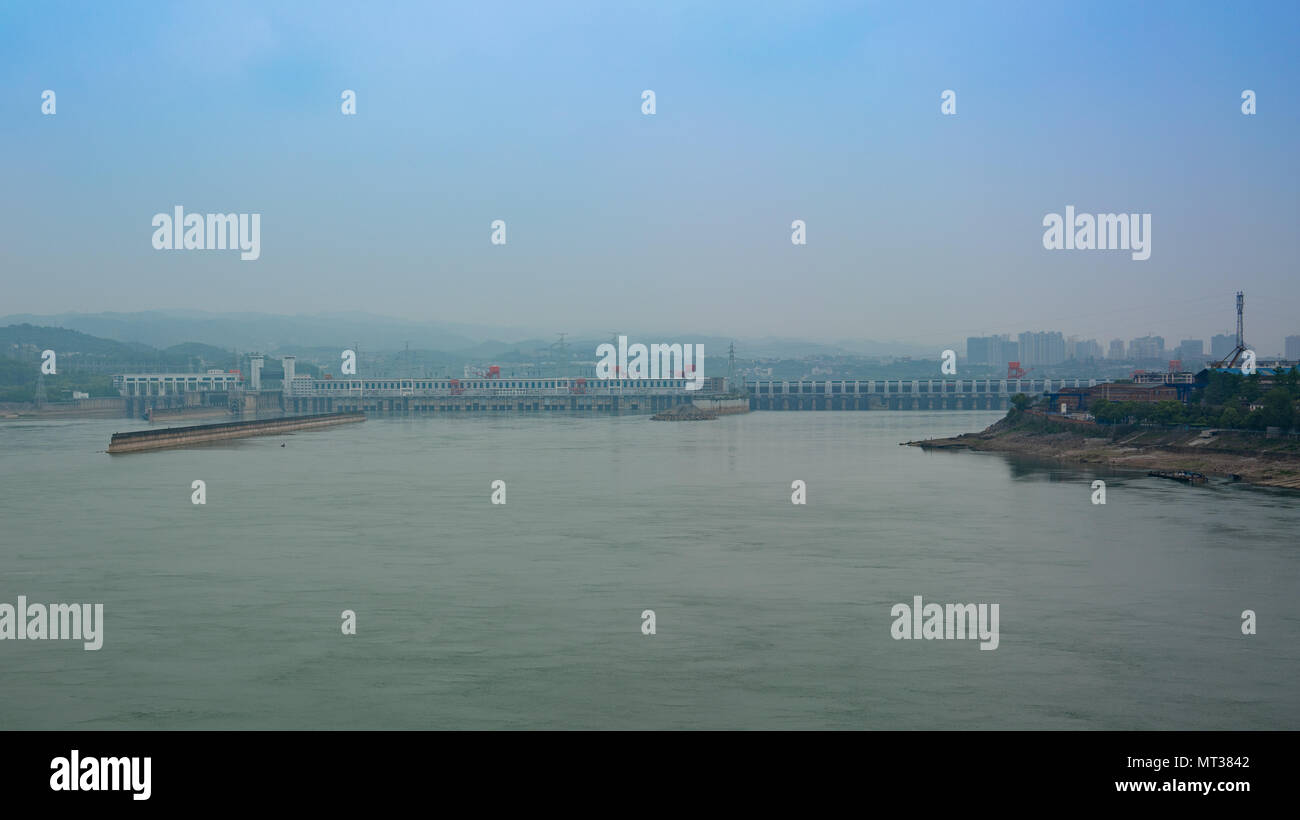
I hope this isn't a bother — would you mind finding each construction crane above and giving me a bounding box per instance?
[1212,291,1248,369]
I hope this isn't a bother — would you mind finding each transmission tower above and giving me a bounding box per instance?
[728,341,737,391]
[1235,291,1245,351]
[1213,291,1248,369]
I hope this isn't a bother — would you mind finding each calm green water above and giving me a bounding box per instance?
[1,411,1297,729]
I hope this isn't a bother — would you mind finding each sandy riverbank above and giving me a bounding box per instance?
[906,414,1300,490]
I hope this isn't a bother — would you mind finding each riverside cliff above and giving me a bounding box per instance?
[905,411,1300,489]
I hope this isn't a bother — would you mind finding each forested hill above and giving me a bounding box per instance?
[0,324,287,402]
[1,323,155,360]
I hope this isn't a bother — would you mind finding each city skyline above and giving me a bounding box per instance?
[5,295,1298,361]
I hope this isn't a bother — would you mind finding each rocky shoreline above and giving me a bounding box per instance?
[905,414,1300,490]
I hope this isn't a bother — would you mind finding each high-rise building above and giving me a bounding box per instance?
[1129,335,1165,361]
[1176,339,1204,365]
[1017,331,1066,367]
[966,334,1016,366]
[1108,339,1126,359]
[966,336,992,365]
[1286,335,1300,361]
[1000,338,1020,366]
[1066,337,1102,360]
[1211,334,1236,361]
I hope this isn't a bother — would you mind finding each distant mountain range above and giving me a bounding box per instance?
[0,311,935,359]
[0,323,309,373]
[0,311,482,354]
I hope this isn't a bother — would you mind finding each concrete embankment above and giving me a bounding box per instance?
[108,411,364,454]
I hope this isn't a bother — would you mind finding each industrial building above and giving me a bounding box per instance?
[1051,382,1182,413]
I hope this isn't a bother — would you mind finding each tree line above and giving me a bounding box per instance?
[1088,369,1299,431]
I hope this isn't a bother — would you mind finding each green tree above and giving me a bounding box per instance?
[1245,409,1267,430]
[1280,366,1300,399]
[1151,400,1185,425]
[1260,388,1296,430]
[1242,371,1263,402]
[1090,398,1114,423]
[1202,371,1242,406]
[1217,406,1242,429]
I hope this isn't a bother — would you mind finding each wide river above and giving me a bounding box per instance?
[1,411,1296,729]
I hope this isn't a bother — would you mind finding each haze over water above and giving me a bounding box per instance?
[1,412,1296,729]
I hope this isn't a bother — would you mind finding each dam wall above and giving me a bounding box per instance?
[108,411,365,454]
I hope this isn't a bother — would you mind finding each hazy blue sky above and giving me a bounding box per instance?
[2,1,1297,352]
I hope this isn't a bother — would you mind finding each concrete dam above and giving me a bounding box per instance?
[113,355,1105,418]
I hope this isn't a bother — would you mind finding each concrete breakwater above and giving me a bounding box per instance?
[108,412,365,454]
